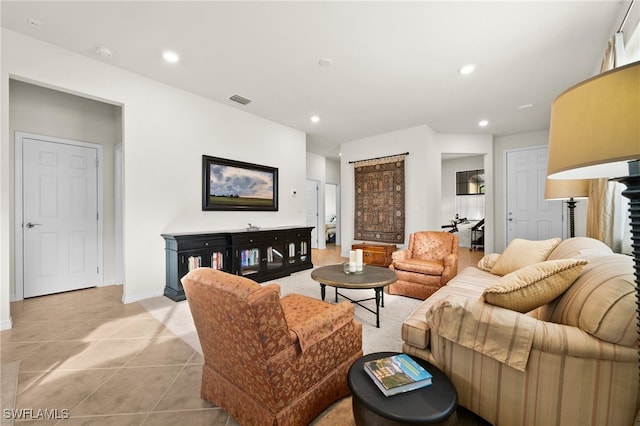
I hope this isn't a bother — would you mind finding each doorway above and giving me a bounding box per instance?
[305,179,320,249]
[325,183,338,246]
[441,154,486,250]
[505,146,563,244]
[15,132,104,299]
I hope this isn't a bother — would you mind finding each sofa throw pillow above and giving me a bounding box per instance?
[477,253,500,272]
[483,258,588,313]
[490,237,561,276]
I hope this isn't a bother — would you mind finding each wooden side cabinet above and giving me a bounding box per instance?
[230,229,288,282]
[161,233,230,301]
[351,243,397,267]
[162,227,314,301]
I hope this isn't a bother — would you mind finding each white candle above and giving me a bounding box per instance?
[348,250,357,273]
[355,249,364,271]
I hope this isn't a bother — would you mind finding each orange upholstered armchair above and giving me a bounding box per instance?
[388,231,459,299]
[181,268,363,426]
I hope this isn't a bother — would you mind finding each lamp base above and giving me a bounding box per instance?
[614,172,640,373]
[567,198,577,238]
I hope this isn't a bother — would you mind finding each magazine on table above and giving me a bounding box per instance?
[363,353,433,397]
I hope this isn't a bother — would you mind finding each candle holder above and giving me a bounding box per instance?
[343,262,365,275]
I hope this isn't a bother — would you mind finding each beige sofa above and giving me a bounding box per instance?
[402,237,639,425]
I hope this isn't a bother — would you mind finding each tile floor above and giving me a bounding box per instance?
[2,284,227,425]
[1,245,484,425]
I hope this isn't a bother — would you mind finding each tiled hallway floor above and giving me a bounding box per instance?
[2,285,231,425]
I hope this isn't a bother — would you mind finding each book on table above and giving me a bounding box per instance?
[363,353,433,397]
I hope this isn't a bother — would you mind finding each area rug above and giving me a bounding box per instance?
[1,360,20,426]
[139,271,490,425]
[139,269,422,356]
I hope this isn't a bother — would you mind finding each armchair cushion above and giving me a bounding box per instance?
[393,259,444,275]
[283,295,355,352]
[490,237,561,276]
[482,259,588,313]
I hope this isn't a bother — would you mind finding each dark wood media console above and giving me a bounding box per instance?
[161,226,314,301]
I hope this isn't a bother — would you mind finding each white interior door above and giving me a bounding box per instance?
[22,137,100,298]
[306,179,320,249]
[506,146,563,244]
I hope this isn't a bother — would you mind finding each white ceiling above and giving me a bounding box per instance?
[1,1,632,159]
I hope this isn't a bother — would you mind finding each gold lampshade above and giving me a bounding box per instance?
[547,61,640,180]
[544,178,589,200]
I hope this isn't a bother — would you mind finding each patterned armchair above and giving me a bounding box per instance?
[388,231,459,300]
[181,268,363,426]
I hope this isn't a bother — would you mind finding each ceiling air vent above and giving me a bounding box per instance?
[229,94,252,105]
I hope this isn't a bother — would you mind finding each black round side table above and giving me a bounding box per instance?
[347,352,458,426]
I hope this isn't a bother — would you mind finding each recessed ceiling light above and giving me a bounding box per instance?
[518,103,534,110]
[478,119,489,127]
[310,115,320,123]
[163,51,180,63]
[459,64,476,75]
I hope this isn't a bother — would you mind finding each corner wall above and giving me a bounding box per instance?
[339,128,494,256]
[1,29,306,327]
[340,125,438,256]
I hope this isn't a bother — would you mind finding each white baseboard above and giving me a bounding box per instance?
[122,289,164,304]
[0,317,14,331]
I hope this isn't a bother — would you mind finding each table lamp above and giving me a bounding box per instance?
[544,178,589,238]
[546,60,640,357]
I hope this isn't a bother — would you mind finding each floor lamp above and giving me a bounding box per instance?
[544,179,589,238]
[546,60,640,363]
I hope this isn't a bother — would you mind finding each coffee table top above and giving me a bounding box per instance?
[348,351,458,423]
[310,264,397,289]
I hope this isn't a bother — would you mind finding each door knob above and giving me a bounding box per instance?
[25,222,42,228]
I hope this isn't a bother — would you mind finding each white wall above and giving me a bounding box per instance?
[325,158,341,242]
[340,125,438,255]
[304,154,344,249]
[326,158,340,184]
[1,29,307,327]
[325,185,337,220]
[306,152,326,249]
[0,27,10,329]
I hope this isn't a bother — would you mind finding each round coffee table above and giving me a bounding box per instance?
[310,264,397,328]
[348,352,458,425]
